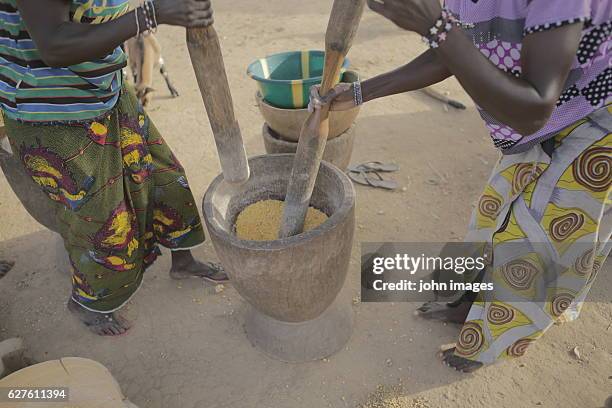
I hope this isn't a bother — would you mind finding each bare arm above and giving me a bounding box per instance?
[361,49,451,102]
[328,48,451,110]
[366,0,583,135]
[17,0,139,67]
[435,24,582,135]
[16,0,213,68]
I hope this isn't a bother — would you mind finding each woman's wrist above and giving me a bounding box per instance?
[352,81,363,106]
[434,25,466,56]
[360,79,375,103]
[134,8,145,36]
[151,0,163,25]
[134,0,160,34]
[361,74,403,103]
[144,0,158,32]
[421,8,457,49]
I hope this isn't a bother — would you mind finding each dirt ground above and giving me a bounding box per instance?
[0,1,610,407]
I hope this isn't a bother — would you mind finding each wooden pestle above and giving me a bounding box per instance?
[186,26,250,184]
[279,0,366,238]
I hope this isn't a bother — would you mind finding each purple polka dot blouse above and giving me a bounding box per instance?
[444,0,611,154]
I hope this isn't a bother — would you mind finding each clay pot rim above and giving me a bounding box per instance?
[256,91,361,117]
[255,69,360,113]
[246,50,350,85]
[203,154,355,250]
[262,122,354,147]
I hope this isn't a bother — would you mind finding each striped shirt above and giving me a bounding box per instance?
[0,0,130,123]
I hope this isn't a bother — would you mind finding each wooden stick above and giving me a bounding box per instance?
[186,26,249,184]
[420,87,466,110]
[279,0,365,238]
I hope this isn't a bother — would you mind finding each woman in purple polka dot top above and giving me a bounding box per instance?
[325,0,611,373]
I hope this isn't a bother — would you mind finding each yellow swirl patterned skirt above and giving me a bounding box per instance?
[455,104,611,364]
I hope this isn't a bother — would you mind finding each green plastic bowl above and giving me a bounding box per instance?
[247,50,350,109]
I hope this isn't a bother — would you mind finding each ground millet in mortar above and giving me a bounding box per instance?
[235,199,328,241]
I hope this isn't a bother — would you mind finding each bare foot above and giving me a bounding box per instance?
[441,348,483,373]
[415,300,472,324]
[0,260,14,279]
[170,250,229,283]
[67,299,131,336]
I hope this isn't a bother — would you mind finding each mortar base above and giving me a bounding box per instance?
[244,296,353,363]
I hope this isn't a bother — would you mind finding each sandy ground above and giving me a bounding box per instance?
[1,1,611,407]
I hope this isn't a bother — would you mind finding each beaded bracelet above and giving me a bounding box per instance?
[421,9,456,49]
[146,0,158,34]
[143,1,153,32]
[134,7,141,36]
[141,0,158,34]
[150,0,158,33]
[353,81,363,107]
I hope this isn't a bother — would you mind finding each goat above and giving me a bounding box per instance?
[125,33,179,107]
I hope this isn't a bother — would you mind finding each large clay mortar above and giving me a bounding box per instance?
[203,154,355,362]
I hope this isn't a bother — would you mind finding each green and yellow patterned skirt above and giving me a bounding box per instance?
[4,85,205,312]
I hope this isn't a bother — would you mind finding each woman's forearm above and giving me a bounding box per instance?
[17,0,212,68]
[361,49,452,103]
[434,25,582,135]
[42,12,142,67]
[17,3,141,68]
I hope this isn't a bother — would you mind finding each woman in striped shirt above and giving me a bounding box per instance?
[1,0,225,336]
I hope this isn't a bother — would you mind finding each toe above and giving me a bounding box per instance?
[115,314,131,330]
[417,302,433,312]
[0,260,14,277]
[441,349,482,373]
[462,361,483,373]
[115,321,129,335]
[105,327,118,336]
[201,262,229,282]
[97,327,112,336]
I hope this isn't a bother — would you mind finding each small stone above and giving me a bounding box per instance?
[401,187,407,192]
[377,210,385,215]
[571,346,582,360]
[385,358,393,367]
[215,284,225,294]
